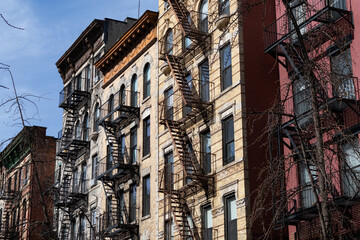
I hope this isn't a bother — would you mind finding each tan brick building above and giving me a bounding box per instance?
[156,0,278,239]
[94,10,159,240]
[0,126,56,240]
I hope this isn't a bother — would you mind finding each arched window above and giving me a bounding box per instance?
[143,63,151,99]
[94,103,100,132]
[75,121,81,140]
[120,85,126,105]
[200,0,208,32]
[109,94,114,121]
[165,29,173,55]
[83,113,89,141]
[131,75,138,107]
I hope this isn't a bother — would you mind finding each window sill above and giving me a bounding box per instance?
[142,153,151,161]
[142,95,151,104]
[141,214,151,221]
[216,80,241,101]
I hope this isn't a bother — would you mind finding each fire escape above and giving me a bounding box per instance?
[264,0,358,237]
[48,77,90,240]
[96,89,140,239]
[159,1,215,239]
[0,183,20,239]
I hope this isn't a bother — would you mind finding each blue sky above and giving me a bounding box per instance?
[0,0,158,147]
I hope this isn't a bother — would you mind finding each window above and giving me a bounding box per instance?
[129,184,137,222]
[81,163,87,193]
[19,168,23,189]
[185,142,194,184]
[85,65,91,92]
[184,14,192,49]
[79,215,86,240]
[201,130,211,174]
[73,168,80,192]
[143,117,150,156]
[106,196,112,227]
[143,63,151,99]
[225,194,237,240]
[199,60,210,101]
[83,113,89,141]
[200,0,208,33]
[165,29,173,55]
[142,175,150,216]
[130,127,137,164]
[220,43,232,90]
[331,48,355,99]
[92,155,98,179]
[71,219,77,240]
[90,209,97,240]
[94,103,100,132]
[165,219,174,240]
[14,172,17,192]
[219,0,230,15]
[120,135,126,164]
[66,82,72,98]
[94,54,103,82]
[164,0,170,11]
[222,116,235,165]
[120,85,126,105]
[119,191,125,224]
[299,161,317,207]
[341,139,360,197]
[290,0,306,40]
[165,152,174,191]
[186,214,194,240]
[329,0,347,9]
[75,121,81,140]
[293,78,311,117]
[183,74,192,117]
[107,144,114,172]
[202,205,213,240]
[108,94,114,121]
[76,74,82,91]
[165,87,174,120]
[22,200,26,226]
[131,74,138,107]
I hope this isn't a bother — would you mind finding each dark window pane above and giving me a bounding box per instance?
[221,44,232,90]
[223,117,235,165]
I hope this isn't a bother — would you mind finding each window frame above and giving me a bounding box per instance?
[202,204,213,240]
[220,43,232,91]
[92,155,98,180]
[142,175,150,217]
[224,194,237,240]
[143,63,151,99]
[222,116,235,165]
[143,117,150,157]
[199,0,208,33]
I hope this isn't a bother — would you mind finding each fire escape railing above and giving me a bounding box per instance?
[264,0,353,54]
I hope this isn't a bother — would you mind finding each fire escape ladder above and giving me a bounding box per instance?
[279,43,305,81]
[59,162,74,206]
[100,181,118,228]
[165,54,209,118]
[59,212,71,240]
[168,192,194,239]
[168,0,206,42]
[61,109,77,150]
[164,120,195,181]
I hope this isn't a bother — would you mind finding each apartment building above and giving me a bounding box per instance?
[264,0,360,239]
[94,10,158,240]
[157,0,278,239]
[0,126,55,240]
[49,18,137,240]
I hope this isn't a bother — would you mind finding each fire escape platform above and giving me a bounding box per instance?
[56,139,89,159]
[264,4,353,55]
[59,90,90,109]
